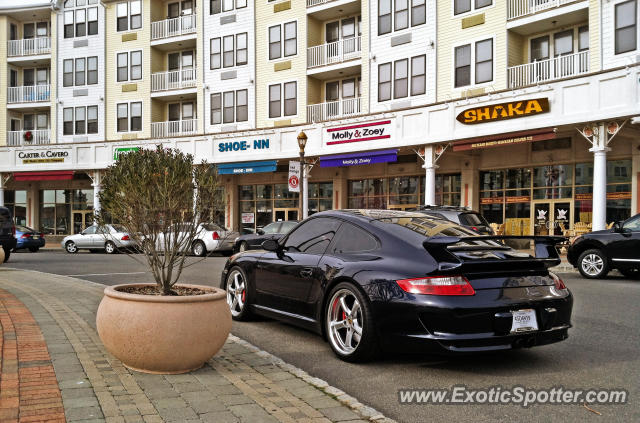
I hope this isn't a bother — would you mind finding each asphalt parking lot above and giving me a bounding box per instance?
[6,250,640,423]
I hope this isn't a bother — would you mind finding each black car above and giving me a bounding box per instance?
[233,221,299,253]
[0,207,17,262]
[221,210,572,362]
[568,213,640,279]
[409,205,494,235]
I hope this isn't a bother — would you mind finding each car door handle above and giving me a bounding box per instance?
[300,268,314,278]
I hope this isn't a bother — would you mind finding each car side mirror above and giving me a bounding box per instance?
[262,239,280,251]
[257,228,265,235]
[613,221,624,233]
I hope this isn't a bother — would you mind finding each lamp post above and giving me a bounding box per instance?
[297,131,308,221]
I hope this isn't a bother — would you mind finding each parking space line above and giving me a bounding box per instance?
[64,271,148,277]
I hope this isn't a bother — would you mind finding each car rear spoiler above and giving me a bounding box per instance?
[422,235,566,272]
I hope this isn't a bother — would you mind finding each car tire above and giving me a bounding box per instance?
[325,282,379,363]
[238,241,248,252]
[577,249,609,279]
[65,241,77,254]
[192,241,207,257]
[619,268,640,279]
[225,266,252,321]
[105,241,117,254]
[28,247,39,253]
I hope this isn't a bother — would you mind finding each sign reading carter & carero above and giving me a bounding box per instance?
[325,120,392,146]
[17,149,71,164]
[456,98,550,124]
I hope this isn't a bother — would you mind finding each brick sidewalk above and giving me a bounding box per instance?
[0,268,394,423]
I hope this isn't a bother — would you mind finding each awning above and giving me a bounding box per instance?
[320,149,398,168]
[452,128,556,152]
[217,160,277,175]
[13,171,74,181]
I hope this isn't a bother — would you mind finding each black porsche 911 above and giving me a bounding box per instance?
[221,210,573,362]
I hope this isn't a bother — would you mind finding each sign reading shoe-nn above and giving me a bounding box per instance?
[457,98,550,124]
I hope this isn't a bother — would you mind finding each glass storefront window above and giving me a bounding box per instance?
[308,183,333,215]
[481,170,503,191]
[4,190,27,226]
[39,189,93,235]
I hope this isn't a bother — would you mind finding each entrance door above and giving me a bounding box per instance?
[274,208,298,222]
[533,202,571,236]
[72,211,94,235]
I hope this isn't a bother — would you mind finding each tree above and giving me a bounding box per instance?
[98,146,224,295]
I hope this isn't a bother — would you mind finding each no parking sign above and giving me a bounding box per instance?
[288,161,300,192]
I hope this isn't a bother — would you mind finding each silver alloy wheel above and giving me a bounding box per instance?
[105,241,115,254]
[239,242,247,252]
[327,289,363,356]
[226,269,246,317]
[193,242,205,257]
[581,253,604,276]
[66,241,77,253]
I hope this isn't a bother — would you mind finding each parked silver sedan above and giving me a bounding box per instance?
[153,223,239,257]
[62,224,136,254]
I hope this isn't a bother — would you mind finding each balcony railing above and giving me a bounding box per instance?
[7,37,51,57]
[508,50,589,88]
[151,119,198,138]
[307,0,333,6]
[7,130,50,146]
[151,68,197,92]
[151,14,196,40]
[508,0,577,20]
[8,85,51,104]
[308,36,361,69]
[307,97,363,123]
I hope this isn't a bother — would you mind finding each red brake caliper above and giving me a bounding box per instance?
[242,290,246,302]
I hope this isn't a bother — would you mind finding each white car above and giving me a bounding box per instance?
[153,223,238,257]
[62,224,136,254]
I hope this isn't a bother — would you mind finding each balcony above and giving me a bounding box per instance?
[151,119,198,138]
[8,85,51,105]
[151,68,197,96]
[308,37,361,74]
[508,0,581,20]
[508,50,589,88]
[151,15,196,48]
[307,0,360,20]
[7,38,51,65]
[7,130,50,146]
[307,97,363,123]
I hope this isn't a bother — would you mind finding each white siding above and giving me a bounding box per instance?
[602,0,640,69]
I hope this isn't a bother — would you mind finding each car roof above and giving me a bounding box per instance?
[311,209,450,225]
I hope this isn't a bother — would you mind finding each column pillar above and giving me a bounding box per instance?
[422,145,438,206]
[590,124,609,232]
[91,171,101,219]
[303,163,309,219]
[0,174,4,207]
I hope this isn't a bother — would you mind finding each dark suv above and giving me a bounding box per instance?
[0,207,17,262]
[568,213,640,279]
[409,205,494,235]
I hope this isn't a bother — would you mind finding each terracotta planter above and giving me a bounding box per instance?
[0,248,4,265]
[96,283,231,374]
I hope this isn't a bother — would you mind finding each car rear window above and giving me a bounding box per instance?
[16,225,32,232]
[201,223,225,232]
[110,224,127,233]
[261,223,281,234]
[459,213,486,226]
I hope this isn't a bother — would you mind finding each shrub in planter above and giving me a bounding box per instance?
[95,146,231,374]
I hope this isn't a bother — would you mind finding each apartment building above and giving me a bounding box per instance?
[0,0,639,242]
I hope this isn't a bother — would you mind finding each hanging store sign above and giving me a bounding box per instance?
[17,149,71,164]
[456,98,550,124]
[320,149,398,167]
[288,161,300,193]
[325,120,392,145]
[452,128,556,152]
[114,147,140,160]
[217,160,277,174]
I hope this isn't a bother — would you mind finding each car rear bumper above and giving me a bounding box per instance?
[16,238,46,249]
[372,285,573,354]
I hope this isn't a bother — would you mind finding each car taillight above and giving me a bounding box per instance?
[20,233,31,239]
[550,272,567,290]
[396,276,475,296]
[40,233,44,238]
[121,235,130,241]
[11,225,16,237]
[212,232,220,240]
[472,226,478,232]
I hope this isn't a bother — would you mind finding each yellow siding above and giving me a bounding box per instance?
[0,16,7,146]
[360,0,369,114]
[105,0,152,140]
[588,0,600,72]
[507,31,524,68]
[49,11,57,142]
[437,3,508,102]
[255,1,307,127]
[195,0,204,133]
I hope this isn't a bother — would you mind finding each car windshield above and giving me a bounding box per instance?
[261,223,280,234]
[280,221,298,233]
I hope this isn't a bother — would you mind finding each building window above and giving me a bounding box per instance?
[3,190,27,226]
[411,55,426,95]
[378,63,391,101]
[210,89,248,125]
[223,35,234,67]
[117,51,142,82]
[269,84,281,118]
[379,0,424,35]
[379,0,391,35]
[117,0,141,32]
[210,38,221,69]
[63,105,98,135]
[75,9,86,36]
[63,60,73,86]
[88,7,98,35]
[64,11,74,38]
[269,22,296,60]
[236,33,247,65]
[87,106,98,133]
[210,0,246,14]
[615,0,637,54]
[284,81,296,116]
[39,189,94,235]
[393,59,408,99]
[117,102,142,132]
[395,0,408,31]
[87,57,98,84]
[75,58,85,85]
[63,108,73,135]
[412,0,426,26]
[454,0,492,16]
[75,106,86,134]
[455,38,493,87]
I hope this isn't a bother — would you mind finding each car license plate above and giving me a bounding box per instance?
[510,309,538,333]
[32,235,39,239]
